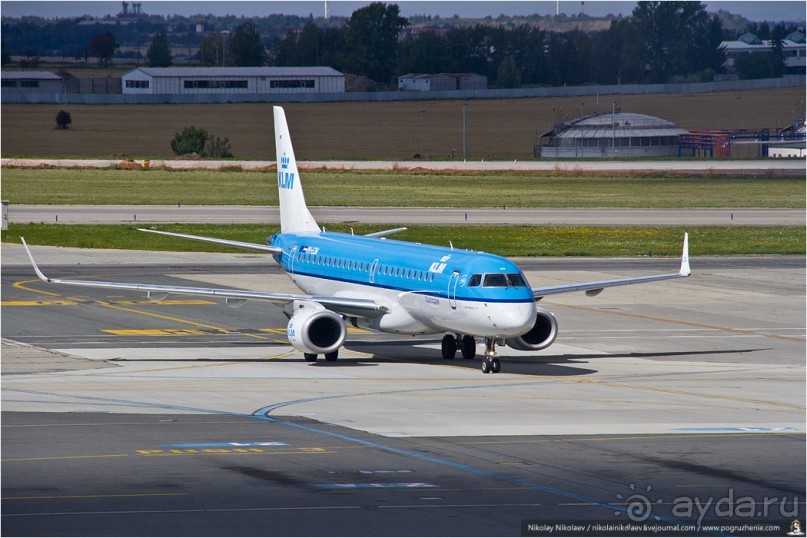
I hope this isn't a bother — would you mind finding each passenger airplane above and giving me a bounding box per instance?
[23,106,690,374]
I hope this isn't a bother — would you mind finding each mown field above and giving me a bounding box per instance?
[5,223,804,257]
[2,87,804,160]
[3,167,804,207]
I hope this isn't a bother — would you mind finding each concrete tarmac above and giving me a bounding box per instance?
[2,245,804,536]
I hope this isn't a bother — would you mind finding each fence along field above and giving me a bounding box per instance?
[2,88,804,160]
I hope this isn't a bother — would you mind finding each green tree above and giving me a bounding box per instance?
[200,34,224,67]
[88,31,117,67]
[399,31,449,75]
[496,56,522,88]
[227,22,265,66]
[147,31,172,67]
[345,2,408,84]
[1,42,11,67]
[171,126,209,156]
[293,21,321,65]
[734,52,785,79]
[205,136,233,158]
[55,110,72,130]
[170,126,234,158]
[631,1,715,82]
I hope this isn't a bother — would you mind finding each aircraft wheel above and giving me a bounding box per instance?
[481,358,492,374]
[324,351,339,362]
[491,358,501,374]
[441,334,457,360]
[304,353,317,363]
[460,335,476,360]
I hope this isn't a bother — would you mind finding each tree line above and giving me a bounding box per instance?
[3,1,801,85]
[209,2,799,86]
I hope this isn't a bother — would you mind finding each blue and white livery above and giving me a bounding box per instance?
[22,106,691,374]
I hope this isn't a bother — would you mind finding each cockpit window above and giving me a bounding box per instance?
[483,274,509,287]
[482,273,528,288]
[467,274,482,287]
[507,273,527,287]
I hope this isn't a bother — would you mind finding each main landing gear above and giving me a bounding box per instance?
[441,334,477,360]
[441,334,501,373]
[304,351,339,363]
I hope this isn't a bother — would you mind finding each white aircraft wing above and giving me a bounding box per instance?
[137,228,282,253]
[532,233,690,299]
[21,239,387,318]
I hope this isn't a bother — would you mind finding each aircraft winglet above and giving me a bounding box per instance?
[679,232,691,277]
[21,237,53,284]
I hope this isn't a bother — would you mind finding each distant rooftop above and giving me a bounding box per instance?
[1,71,62,80]
[553,112,687,140]
[125,67,343,77]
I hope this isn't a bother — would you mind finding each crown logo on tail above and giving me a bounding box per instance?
[280,153,290,170]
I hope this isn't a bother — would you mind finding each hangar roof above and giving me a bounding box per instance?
[553,112,687,139]
[124,67,343,78]
[1,71,62,80]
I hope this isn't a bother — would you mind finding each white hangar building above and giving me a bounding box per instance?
[1,71,64,94]
[121,67,345,95]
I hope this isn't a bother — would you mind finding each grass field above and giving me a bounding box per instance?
[5,223,804,256]
[2,87,804,160]
[3,167,803,207]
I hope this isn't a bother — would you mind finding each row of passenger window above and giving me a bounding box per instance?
[292,252,437,282]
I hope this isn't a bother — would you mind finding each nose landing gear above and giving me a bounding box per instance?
[481,337,501,374]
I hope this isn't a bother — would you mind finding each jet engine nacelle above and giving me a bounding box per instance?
[287,304,347,355]
[505,307,558,351]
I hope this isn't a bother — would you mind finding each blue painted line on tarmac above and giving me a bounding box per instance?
[313,483,438,489]
[250,379,550,417]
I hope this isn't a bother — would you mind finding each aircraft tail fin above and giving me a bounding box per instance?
[274,106,320,233]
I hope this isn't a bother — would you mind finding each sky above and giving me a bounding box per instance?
[1,0,805,22]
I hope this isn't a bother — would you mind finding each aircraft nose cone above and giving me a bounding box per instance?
[493,302,537,336]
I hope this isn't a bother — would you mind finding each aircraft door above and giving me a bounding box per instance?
[288,246,298,274]
[448,270,460,309]
[369,259,379,284]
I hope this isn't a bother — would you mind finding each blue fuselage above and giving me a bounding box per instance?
[269,231,538,337]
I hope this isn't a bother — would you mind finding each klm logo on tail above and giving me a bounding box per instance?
[278,152,294,190]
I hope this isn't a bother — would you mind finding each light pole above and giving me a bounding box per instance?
[462,102,468,160]
[419,110,425,157]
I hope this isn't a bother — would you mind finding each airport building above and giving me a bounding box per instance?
[398,73,487,92]
[1,71,64,94]
[721,32,806,74]
[537,112,688,158]
[121,67,345,95]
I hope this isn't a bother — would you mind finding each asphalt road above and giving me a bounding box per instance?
[9,205,805,226]
[3,158,806,174]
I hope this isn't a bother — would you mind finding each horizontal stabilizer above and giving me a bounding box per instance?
[365,227,408,238]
